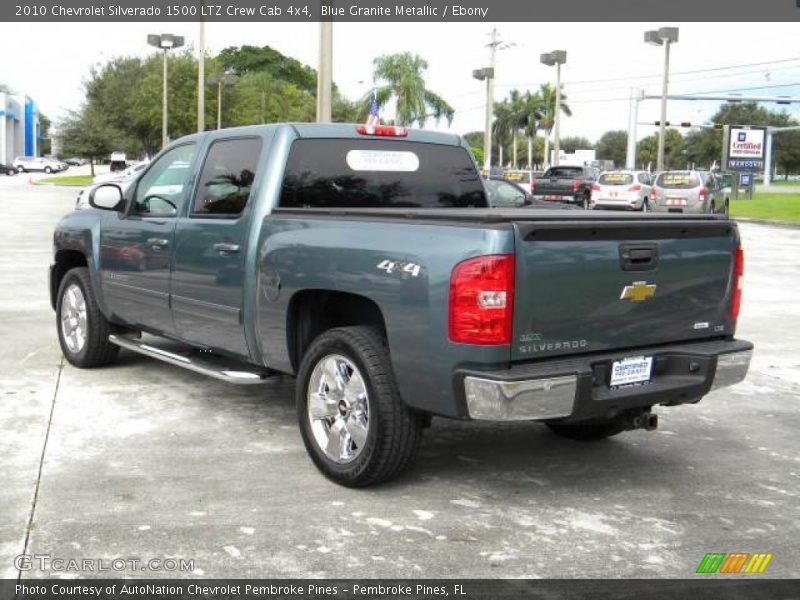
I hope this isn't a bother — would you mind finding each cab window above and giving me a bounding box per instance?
[131,144,196,217]
[192,137,262,217]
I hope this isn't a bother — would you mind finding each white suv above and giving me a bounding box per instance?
[13,156,67,174]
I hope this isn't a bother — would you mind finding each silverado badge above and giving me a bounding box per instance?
[620,281,657,302]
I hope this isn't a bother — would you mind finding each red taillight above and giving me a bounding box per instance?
[729,246,744,319]
[449,254,515,345]
[530,180,536,192]
[355,124,408,137]
[628,184,642,192]
[591,183,601,191]
[571,179,580,192]
[699,188,709,200]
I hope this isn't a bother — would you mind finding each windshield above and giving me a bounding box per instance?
[598,172,634,185]
[656,172,701,189]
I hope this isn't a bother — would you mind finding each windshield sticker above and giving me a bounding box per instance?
[662,174,692,185]
[346,150,420,172]
[601,173,629,182]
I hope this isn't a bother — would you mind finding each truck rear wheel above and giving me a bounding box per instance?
[546,417,628,442]
[56,267,120,368]
[296,326,424,487]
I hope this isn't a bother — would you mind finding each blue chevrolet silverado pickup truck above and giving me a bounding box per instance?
[50,123,752,486]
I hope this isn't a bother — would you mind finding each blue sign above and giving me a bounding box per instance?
[739,172,753,187]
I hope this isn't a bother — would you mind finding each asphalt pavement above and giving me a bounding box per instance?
[1,173,798,579]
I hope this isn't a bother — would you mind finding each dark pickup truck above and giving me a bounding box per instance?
[50,123,752,486]
[532,165,598,208]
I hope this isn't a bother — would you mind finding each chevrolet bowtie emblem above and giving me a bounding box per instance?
[620,281,657,302]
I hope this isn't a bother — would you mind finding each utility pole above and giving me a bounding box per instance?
[626,88,641,169]
[197,10,206,133]
[485,27,498,171]
[553,61,562,166]
[316,21,333,122]
[645,27,679,172]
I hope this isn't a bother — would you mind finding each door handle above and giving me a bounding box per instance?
[147,238,169,250]
[213,242,240,255]
[619,243,659,272]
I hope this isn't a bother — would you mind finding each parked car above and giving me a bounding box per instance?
[485,177,579,210]
[50,123,752,487]
[1,164,16,176]
[531,165,597,208]
[64,157,89,166]
[93,161,149,184]
[76,162,149,210]
[590,170,654,212]
[109,152,127,172]
[652,170,727,215]
[13,156,67,174]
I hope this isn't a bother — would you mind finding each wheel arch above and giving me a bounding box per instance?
[287,289,388,373]
[51,249,88,310]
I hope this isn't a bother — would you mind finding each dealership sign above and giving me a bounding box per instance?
[727,125,766,171]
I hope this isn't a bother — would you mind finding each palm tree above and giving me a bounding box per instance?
[522,91,544,169]
[250,72,288,124]
[370,53,454,127]
[538,83,572,166]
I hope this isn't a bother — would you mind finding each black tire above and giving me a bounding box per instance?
[296,326,424,487]
[640,198,649,213]
[546,417,628,442]
[44,166,52,174]
[721,200,729,217]
[709,200,716,214]
[56,267,120,368]
[581,191,591,210]
[16,166,25,174]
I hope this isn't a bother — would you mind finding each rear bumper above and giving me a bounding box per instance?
[457,339,752,422]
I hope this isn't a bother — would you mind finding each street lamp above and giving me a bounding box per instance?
[645,26,679,172]
[540,50,567,167]
[147,33,185,149]
[207,72,235,130]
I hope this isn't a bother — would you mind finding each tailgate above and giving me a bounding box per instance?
[534,179,572,196]
[511,219,738,361]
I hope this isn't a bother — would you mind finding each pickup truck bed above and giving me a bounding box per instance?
[50,123,751,486]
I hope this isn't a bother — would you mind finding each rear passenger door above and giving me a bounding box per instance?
[171,136,263,357]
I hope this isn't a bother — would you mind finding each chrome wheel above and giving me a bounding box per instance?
[60,283,87,354]
[307,354,370,464]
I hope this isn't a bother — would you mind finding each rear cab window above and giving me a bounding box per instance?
[545,166,584,178]
[655,172,700,189]
[598,172,634,186]
[279,139,486,209]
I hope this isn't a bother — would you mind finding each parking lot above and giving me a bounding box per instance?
[1,174,799,579]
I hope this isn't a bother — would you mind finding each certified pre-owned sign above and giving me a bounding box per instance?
[727,125,767,171]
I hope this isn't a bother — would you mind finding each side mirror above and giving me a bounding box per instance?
[89,183,124,211]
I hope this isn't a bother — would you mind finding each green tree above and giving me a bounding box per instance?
[217,45,317,93]
[595,130,627,167]
[637,129,685,170]
[559,136,593,154]
[58,107,117,176]
[371,52,454,127]
[521,91,543,169]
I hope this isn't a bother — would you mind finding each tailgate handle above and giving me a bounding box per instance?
[619,244,659,271]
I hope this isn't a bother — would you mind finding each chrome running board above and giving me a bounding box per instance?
[108,334,276,385]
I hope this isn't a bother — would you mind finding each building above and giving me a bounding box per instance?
[0,92,40,164]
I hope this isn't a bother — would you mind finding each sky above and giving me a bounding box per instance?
[2,21,800,143]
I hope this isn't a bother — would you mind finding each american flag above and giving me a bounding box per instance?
[365,88,380,130]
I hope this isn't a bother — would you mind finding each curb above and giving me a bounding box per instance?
[733,217,800,230]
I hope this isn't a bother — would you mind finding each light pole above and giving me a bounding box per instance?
[207,72,235,130]
[645,26,679,172]
[147,33,185,148]
[197,11,205,132]
[316,21,333,122]
[540,50,567,167]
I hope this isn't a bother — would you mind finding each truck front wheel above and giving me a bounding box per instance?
[296,326,424,487]
[56,267,120,368]
[546,417,628,441]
